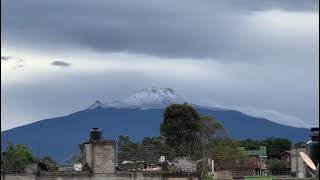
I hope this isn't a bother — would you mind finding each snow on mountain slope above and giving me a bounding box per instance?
[88,87,187,109]
[88,87,312,128]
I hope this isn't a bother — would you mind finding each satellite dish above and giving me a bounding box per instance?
[300,152,317,171]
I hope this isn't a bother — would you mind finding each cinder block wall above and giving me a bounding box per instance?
[92,142,116,174]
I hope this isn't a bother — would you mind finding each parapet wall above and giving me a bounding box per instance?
[1,172,199,180]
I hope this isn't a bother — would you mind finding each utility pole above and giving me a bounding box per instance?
[189,143,191,158]
[202,144,206,177]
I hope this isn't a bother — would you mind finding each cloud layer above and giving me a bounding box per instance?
[1,0,319,131]
[2,0,318,61]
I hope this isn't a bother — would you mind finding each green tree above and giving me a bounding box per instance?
[208,138,247,170]
[238,138,292,159]
[263,137,292,158]
[267,158,289,175]
[238,139,264,150]
[1,142,36,173]
[198,115,227,175]
[136,136,175,163]
[160,104,201,157]
[199,115,226,143]
[118,135,138,164]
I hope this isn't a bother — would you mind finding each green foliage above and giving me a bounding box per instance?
[1,142,36,173]
[263,137,292,159]
[137,136,175,163]
[199,115,227,143]
[238,137,292,158]
[160,104,201,157]
[267,158,289,175]
[208,138,247,170]
[118,135,139,164]
[118,135,175,166]
[293,141,306,148]
[238,139,265,150]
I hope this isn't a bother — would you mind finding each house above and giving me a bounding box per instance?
[247,146,268,176]
[232,146,268,178]
[279,150,291,175]
[58,165,74,172]
[280,151,291,163]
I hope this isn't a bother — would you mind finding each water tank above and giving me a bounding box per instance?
[307,127,319,166]
[90,128,102,141]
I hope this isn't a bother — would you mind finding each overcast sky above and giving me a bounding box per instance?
[1,0,319,131]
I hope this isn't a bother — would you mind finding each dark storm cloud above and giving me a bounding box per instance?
[51,61,72,67]
[2,0,318,60]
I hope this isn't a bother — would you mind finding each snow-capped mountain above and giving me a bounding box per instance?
[2,86,311,161]
[88,87,312,128]
[88,87,187,109]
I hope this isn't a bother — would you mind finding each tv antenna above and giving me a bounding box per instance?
[300,152,319,177]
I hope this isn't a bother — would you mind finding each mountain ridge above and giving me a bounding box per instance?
[1,87,311,161]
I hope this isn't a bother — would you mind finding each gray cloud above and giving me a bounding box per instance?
[1,56,12,61]
[1,0,318,131]
[51,61,72,67]
[233,0,319,12]
[1,56,26,67]
[2,0,318,61]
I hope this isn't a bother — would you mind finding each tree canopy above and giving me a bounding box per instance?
[1,142,36,173]
[160,104,202,157]
[238,137,292,158]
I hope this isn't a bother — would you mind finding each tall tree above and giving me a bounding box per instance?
[198,115,227,174]
[160,104,201,157]
[199,115,227,144]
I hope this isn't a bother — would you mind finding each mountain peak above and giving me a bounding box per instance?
[88,87,187,110]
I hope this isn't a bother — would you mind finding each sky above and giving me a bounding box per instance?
[1,0,319,131]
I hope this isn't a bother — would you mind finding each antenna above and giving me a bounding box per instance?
[300,152,319,177]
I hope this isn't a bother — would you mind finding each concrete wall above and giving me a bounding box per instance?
[1,174,36,180]
[84,143,93,169]
[213,170,233,180]
[291,147,307,178]
[1,173,198,180]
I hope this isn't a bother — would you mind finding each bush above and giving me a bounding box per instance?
[267,159,289,175]
[1,142,36,173]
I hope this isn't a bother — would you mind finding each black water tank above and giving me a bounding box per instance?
[90,128,102,141]
[307,127,319,166]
